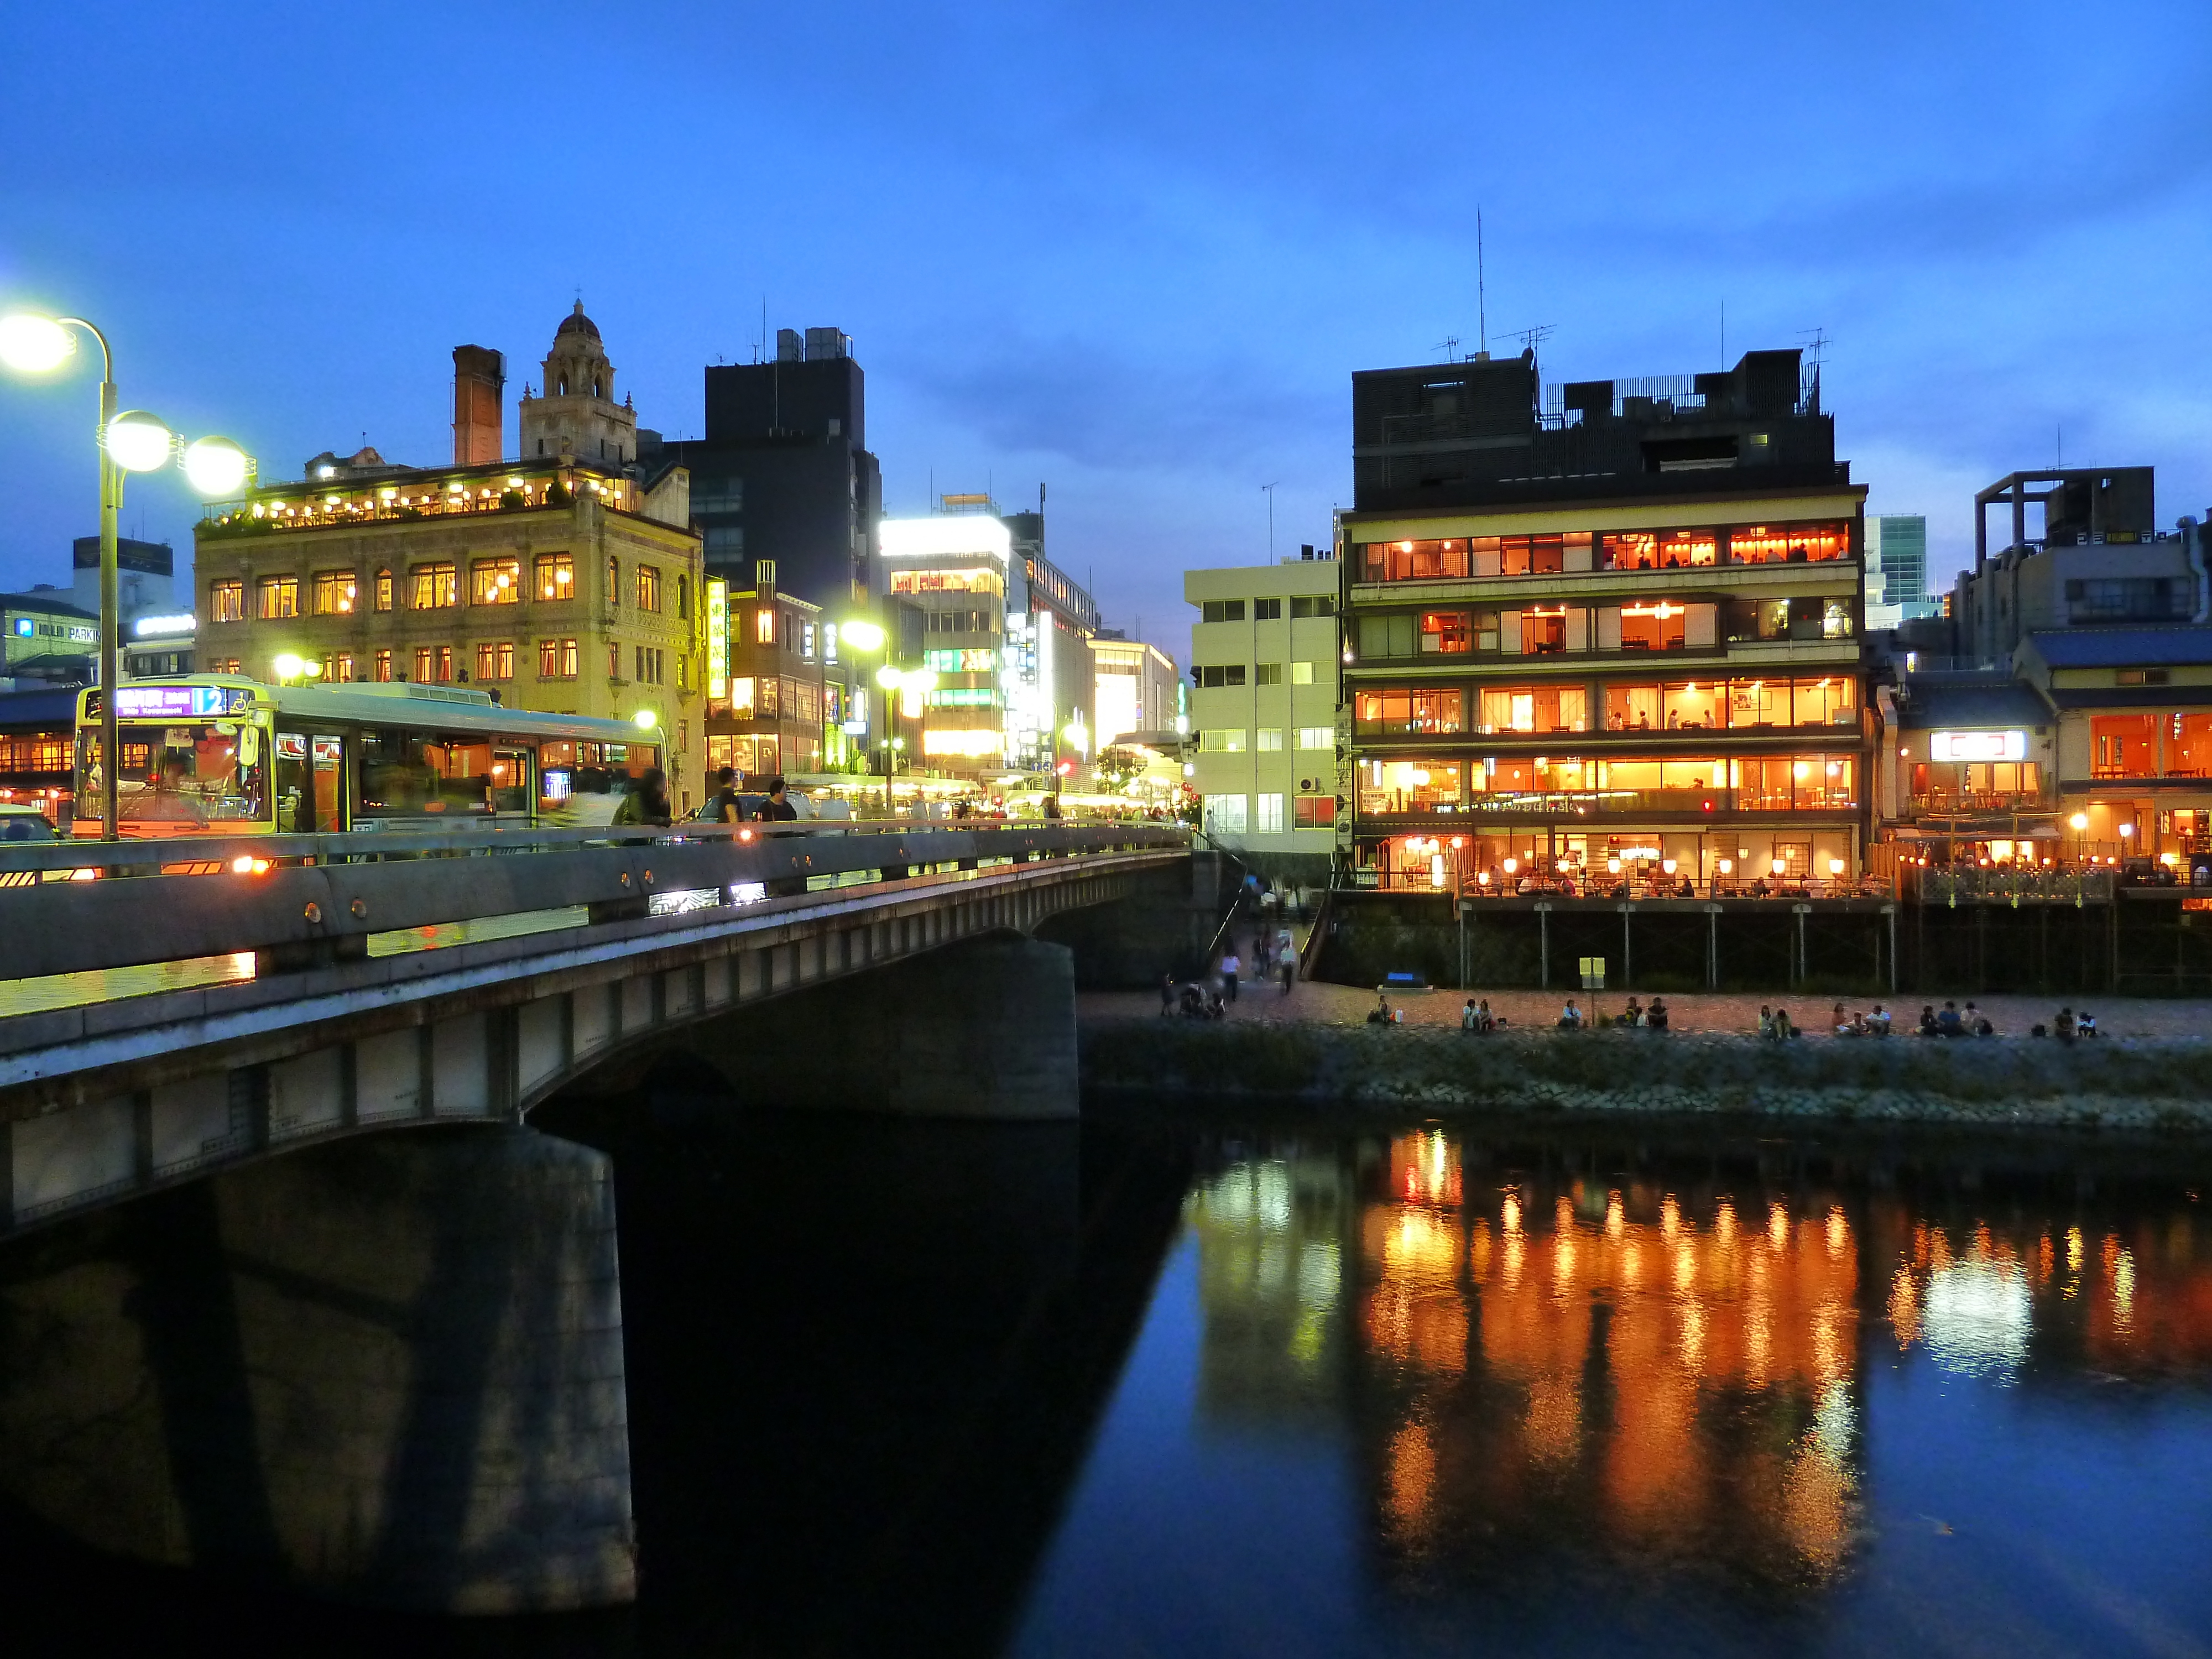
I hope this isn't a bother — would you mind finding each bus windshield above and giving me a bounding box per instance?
[77,724,271,826]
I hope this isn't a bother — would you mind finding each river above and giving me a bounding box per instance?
[0,1094,2207,1656]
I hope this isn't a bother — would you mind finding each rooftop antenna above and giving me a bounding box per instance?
[1496,324,1555,374]
[1435,335,1462,363]
[1261,482,1278,563]
[1720,299,1725,366]
[1797,327,1830,414]
[1476,207,1488,356]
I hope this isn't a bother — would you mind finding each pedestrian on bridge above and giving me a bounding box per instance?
[708,766,745,824]
[613,768,673,828]
[757,777,798,822]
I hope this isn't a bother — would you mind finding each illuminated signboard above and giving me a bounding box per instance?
[879,516,1012,565]
[132,614,197,638]
[707,578,728,701]
[115,685,228,719]
[1930,729,2026,763]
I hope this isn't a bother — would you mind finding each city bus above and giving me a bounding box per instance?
[72,676,662,839]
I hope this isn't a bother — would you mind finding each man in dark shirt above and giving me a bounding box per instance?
[755,775,799,822]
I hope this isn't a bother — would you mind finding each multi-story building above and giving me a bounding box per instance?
[1185,552,1342,873]
[705,559,828,781]
[1864,515,1938,629]
[1,589,100,686]
[1872,469,2212,865]
[1949,468,2184,663]
[71,534,176,633]
[1088,630,1180,745]
[1339,346,1870,891]
[875,501,1104,779]
[880,510,1016,776]
[192,312,706,804]
[652,326,883,770]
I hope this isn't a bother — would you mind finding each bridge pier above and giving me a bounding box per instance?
[0,1125,633,1613]
[685,933,1080,1119]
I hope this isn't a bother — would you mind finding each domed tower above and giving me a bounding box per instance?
[518,302,639,466]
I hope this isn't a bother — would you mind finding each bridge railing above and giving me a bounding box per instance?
[0,822,1190,983]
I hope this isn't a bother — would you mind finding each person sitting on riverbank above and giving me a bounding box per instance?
[1368,992,1392,1026]
[1832,1001,1850,1035]
[1869,1004,1892,1036]
[1936,1001,1964,1037]
[1963,1000,1995,1037]
[1623,995,1645,1028]
[1478,998,1498,1031]
[1758,1005,1773,1038]
[1462,998,1479,1032]
[1558,997,1583,1030]
[1646,996,1670,1032]
[1771,1007,1796,1040]
[2052,1006,2076,1040]
[1917,1004,1939,1037]
[2079,1010,2100,1038]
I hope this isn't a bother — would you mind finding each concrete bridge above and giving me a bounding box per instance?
[0,820,1202,1616]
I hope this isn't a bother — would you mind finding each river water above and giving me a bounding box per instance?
[2,1099,2209,1657]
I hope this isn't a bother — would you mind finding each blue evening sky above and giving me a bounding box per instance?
[2,0,2206,658]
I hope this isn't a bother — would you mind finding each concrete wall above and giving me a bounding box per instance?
[672,934,1079,1119]
[0,1126,632,1612]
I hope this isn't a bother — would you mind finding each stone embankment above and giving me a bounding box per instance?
[1079,1019,2212,1132]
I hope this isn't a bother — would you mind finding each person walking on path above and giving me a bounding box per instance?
[1220,948,1241,1003]
[1279,951,1294,996]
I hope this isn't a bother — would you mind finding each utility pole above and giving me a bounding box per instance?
[1261,482,1277,564]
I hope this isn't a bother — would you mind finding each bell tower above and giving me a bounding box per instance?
[518,302,639,466]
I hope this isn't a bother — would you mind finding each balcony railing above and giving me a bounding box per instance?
[1921,867,2112,905]
[1361,787,1860,818]
[1906,792,2054,816]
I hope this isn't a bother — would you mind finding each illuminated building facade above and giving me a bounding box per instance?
[1863,515,1938,629]
[705,560,828,780]
[1185,552,1342,867]
[1087,632,1180,746]
[1340,347,1871,891]
[193,457,703,800]
[879,502,1103,779]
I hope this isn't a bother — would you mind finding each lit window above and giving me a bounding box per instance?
[471,557,521,606]
[1290,661,1315,685]
[257,575,298,620]
[312,569,358,615]
[374,649,393,682]
[409,564,458,609]
[535,553,575,601]
[374,569,393,612]
[210,580,244,623]
[1296,727,1333,749]
[757,607,776,645]
[635,564,662,613]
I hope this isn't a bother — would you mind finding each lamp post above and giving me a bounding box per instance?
[0,311,252,841]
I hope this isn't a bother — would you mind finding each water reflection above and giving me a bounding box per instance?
[1350,1133,1866,1593]
[1018,1123,2212,1655]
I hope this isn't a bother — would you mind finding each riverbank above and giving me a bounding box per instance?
[1076,1014,2212,1133]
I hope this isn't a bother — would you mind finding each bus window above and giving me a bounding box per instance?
[79,724,270,828]
[491,748,530,816]
[276,730,347,832]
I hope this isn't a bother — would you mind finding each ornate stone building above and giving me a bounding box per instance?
[520,304,640,467]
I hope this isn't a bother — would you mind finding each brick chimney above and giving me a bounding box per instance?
[452,345,505,466]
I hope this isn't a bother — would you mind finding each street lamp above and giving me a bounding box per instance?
[0,309,254,840]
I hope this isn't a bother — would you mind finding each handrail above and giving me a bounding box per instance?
[0,819,1188,875]
[0,825,1191,985]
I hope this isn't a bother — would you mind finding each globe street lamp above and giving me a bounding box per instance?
[0,311,255,839]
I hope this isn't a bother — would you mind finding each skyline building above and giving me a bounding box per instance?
[1864,515,1939,629]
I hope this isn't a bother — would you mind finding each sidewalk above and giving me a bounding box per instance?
[1083,979,2212,1041]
